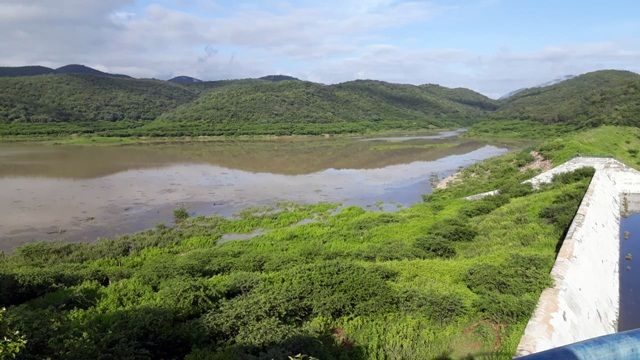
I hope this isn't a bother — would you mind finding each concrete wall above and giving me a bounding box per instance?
[515,157,640,356]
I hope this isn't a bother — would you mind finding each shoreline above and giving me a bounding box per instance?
[0,127,457,145]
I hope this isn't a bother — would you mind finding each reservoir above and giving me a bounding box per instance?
[0,133,508,250]
[620,193,640,331]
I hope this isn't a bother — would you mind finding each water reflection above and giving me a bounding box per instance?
[0,135,509,250]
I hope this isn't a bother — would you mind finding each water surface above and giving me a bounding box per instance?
[0,133,508,250]
[619,194,640,331]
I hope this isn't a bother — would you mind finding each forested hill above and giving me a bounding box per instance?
[493,70,640,126]
[0,74,198,124]
[0,73,496,136]
[1,67,640,136]
[153,79,498,134]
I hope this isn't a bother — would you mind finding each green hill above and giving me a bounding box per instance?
[420,84,499,111]
[493,70,640,126]
[55,64,131,79]
[0,74,198,135]
[146,79,495,135]
[3,68,639,137]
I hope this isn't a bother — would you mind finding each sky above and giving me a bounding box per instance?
[1,0,639,98]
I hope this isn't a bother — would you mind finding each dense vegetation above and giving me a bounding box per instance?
[147,80,496,136]
[0,66,499,137]
[3,123,640,359]
[4,123,627,359]
[2,61,640,359]
[1,67,639,137]
[0,75,197,129]
[494,70,640,126]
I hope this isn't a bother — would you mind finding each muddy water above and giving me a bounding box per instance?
[0,134,509,250]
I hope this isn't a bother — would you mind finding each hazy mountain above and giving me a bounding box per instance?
[55,64,132,79]
[259,75,300,82]
[168,76,203,84]
[0,66,56,77]
[0,64,131,79]
[499,75,576,100]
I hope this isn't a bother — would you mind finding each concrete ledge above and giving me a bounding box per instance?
[515,157,640,356]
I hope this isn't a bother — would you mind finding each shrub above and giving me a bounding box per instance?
[459,194,509,218]
[464,255,551,296]
[174,207,190,223]
[414,236,456,259]
[551,167,595,185]
[155,277,222,320]
[475,293,537,322]
[540,187,587,231]
[499,181,533,198]
[430,218,477,242]
[202,261,397,345]
[514,151,535,167]
[0,307,27,359]
[398,289,467,324]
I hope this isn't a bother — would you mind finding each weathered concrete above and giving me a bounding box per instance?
[514,157,640,356]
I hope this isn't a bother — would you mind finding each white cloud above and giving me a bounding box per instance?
[0,0,639,97]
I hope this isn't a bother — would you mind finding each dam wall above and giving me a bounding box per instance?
[515,157,640,356]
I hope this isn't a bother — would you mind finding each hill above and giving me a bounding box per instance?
[420,84,499,110]
[493,70,640,126]
[148,79,496,135]
[0,64,132,79]
[259,75,299,82]
[54,64,131,79]
[498,75,575,100]
[0,66,56,77]
[0,74,197,134]
[168,75,203,84]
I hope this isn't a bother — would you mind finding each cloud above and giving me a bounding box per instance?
[0,0,639,97]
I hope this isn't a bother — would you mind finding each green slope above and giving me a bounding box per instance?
[146,79,495,135]
[0,74,197,124]
[420,83,499,111]
[493,70,640,126]
[0,75,498,136]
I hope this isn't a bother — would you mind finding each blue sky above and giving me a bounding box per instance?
[1,0,639,97]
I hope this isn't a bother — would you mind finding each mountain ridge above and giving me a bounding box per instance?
[1,67,639,135]
[493,69,640,126]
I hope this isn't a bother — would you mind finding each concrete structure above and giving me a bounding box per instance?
[511,157,640,356]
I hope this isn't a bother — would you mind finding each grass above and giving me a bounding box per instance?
[0,155,592,359]
[1,124,637,359]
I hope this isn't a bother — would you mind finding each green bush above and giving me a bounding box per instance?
[398,289,467,324]
[414,236,456,259]
[474,293,537,322]
[459,194,509,218]
[551,167,595,184]
[514,151,535,167]
[539,187,588,231]
[174,207,190,223]
[499,181,533,198]
[429,218,477,242]
[464,255,551,296]
[0,307,27,359]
